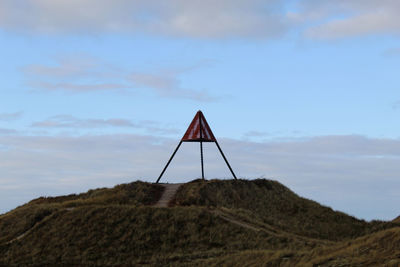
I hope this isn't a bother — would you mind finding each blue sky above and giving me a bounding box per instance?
[1,0,400,220]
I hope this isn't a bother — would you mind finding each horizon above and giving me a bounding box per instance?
[1,0,400,221]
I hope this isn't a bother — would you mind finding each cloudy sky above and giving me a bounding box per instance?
[1,0,400,220]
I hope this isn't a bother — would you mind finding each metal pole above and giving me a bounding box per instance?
[156,141,182,183]
[199,112,205,180]
[215,140,237,179]
[200,141,204,180]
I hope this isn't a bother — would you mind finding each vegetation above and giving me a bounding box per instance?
[198,227,400,266]
[173,179,395,241]
[0,179,399,266]
[26,180,164,207]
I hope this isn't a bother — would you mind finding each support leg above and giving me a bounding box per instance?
[200,141,204,180]
[215,141,237,179]
[156,141,182,183]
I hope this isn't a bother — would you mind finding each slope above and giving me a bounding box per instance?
[200,226,400,266]
[172,179,394,241]
[0,179,398,266]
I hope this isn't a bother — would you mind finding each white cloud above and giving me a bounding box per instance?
[29,81,127,92]
[392,100,400,110]
[0,112,22,121]
[0,128,18,135]
[1,133,400,220]
[24,56,220,102]
[130,71,219,102]
[306,10,400,39]
[32,115,136,128]
[2,1,399,40]
[242,130,271,139]
[383,47,400,57]
[293,0,400,39]
[31,115,179,134]
[0,0,287,39]
[24,56,100,77]
[23,56,129,92]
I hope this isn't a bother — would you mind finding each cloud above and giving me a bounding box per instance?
[24,56,220,102]
[293,0,400,39]
[0,0,288,39]
[1,133,400,220]
[130,71,219,102]
[32,115,136,128]
[306,12,400,39]
[0,112,22,121]
[3,1,399,40]
[392,100,400,110]
[0,128,18,135]
[383,47,400,57]
[23,56,129,92]
[30,81,127,92]
[31,115,179,135]
[24,56,100,77]
[242,130,270,139]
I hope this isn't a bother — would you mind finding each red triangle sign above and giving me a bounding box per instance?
[181,110,216,142]
[156,110,237,183]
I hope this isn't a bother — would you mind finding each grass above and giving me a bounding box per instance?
[0,181,163,243]
[0,206,303,266]
[173,179,395,241]
[26,180,164,207]
[0,178,399,266]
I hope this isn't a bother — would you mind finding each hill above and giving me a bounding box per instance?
[0,179,399,266]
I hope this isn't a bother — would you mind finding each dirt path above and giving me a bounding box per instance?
[211,209,262,232]
[210,209,332,246]
[5,212,56,245]
[5,208,76,245]
[154,183,182,207]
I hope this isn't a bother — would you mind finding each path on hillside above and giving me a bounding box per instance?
[210,209,332,245]
[211,209,262,232]
[5,208,76,245]
[154,183,182,207]
[6,212,56,245]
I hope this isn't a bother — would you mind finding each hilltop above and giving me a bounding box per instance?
[0,179,399,266]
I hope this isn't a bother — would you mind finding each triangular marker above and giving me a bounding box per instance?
[156,110,237,183]
[182,111,216,142]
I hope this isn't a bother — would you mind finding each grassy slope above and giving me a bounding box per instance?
[199,227,400,266]
[301,227,400,266]
[0,181,164,245]
[0,179,398,266]
[0,206,327,266]
[173,179,394,241]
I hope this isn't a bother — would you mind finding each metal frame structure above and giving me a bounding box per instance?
[156,110,237,183]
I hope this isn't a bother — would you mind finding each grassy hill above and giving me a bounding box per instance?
[0,179,399,266]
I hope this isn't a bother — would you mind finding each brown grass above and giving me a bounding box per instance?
[172,179,395,241]
[0,179,399,266]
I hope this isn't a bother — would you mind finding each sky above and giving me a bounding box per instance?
[1,0,400,221]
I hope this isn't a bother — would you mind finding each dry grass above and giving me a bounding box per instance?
[0,179,399,266]
[0,206,308,266]
[299,227,400,266]
[172,179,395,241]
[26,180,164,207]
